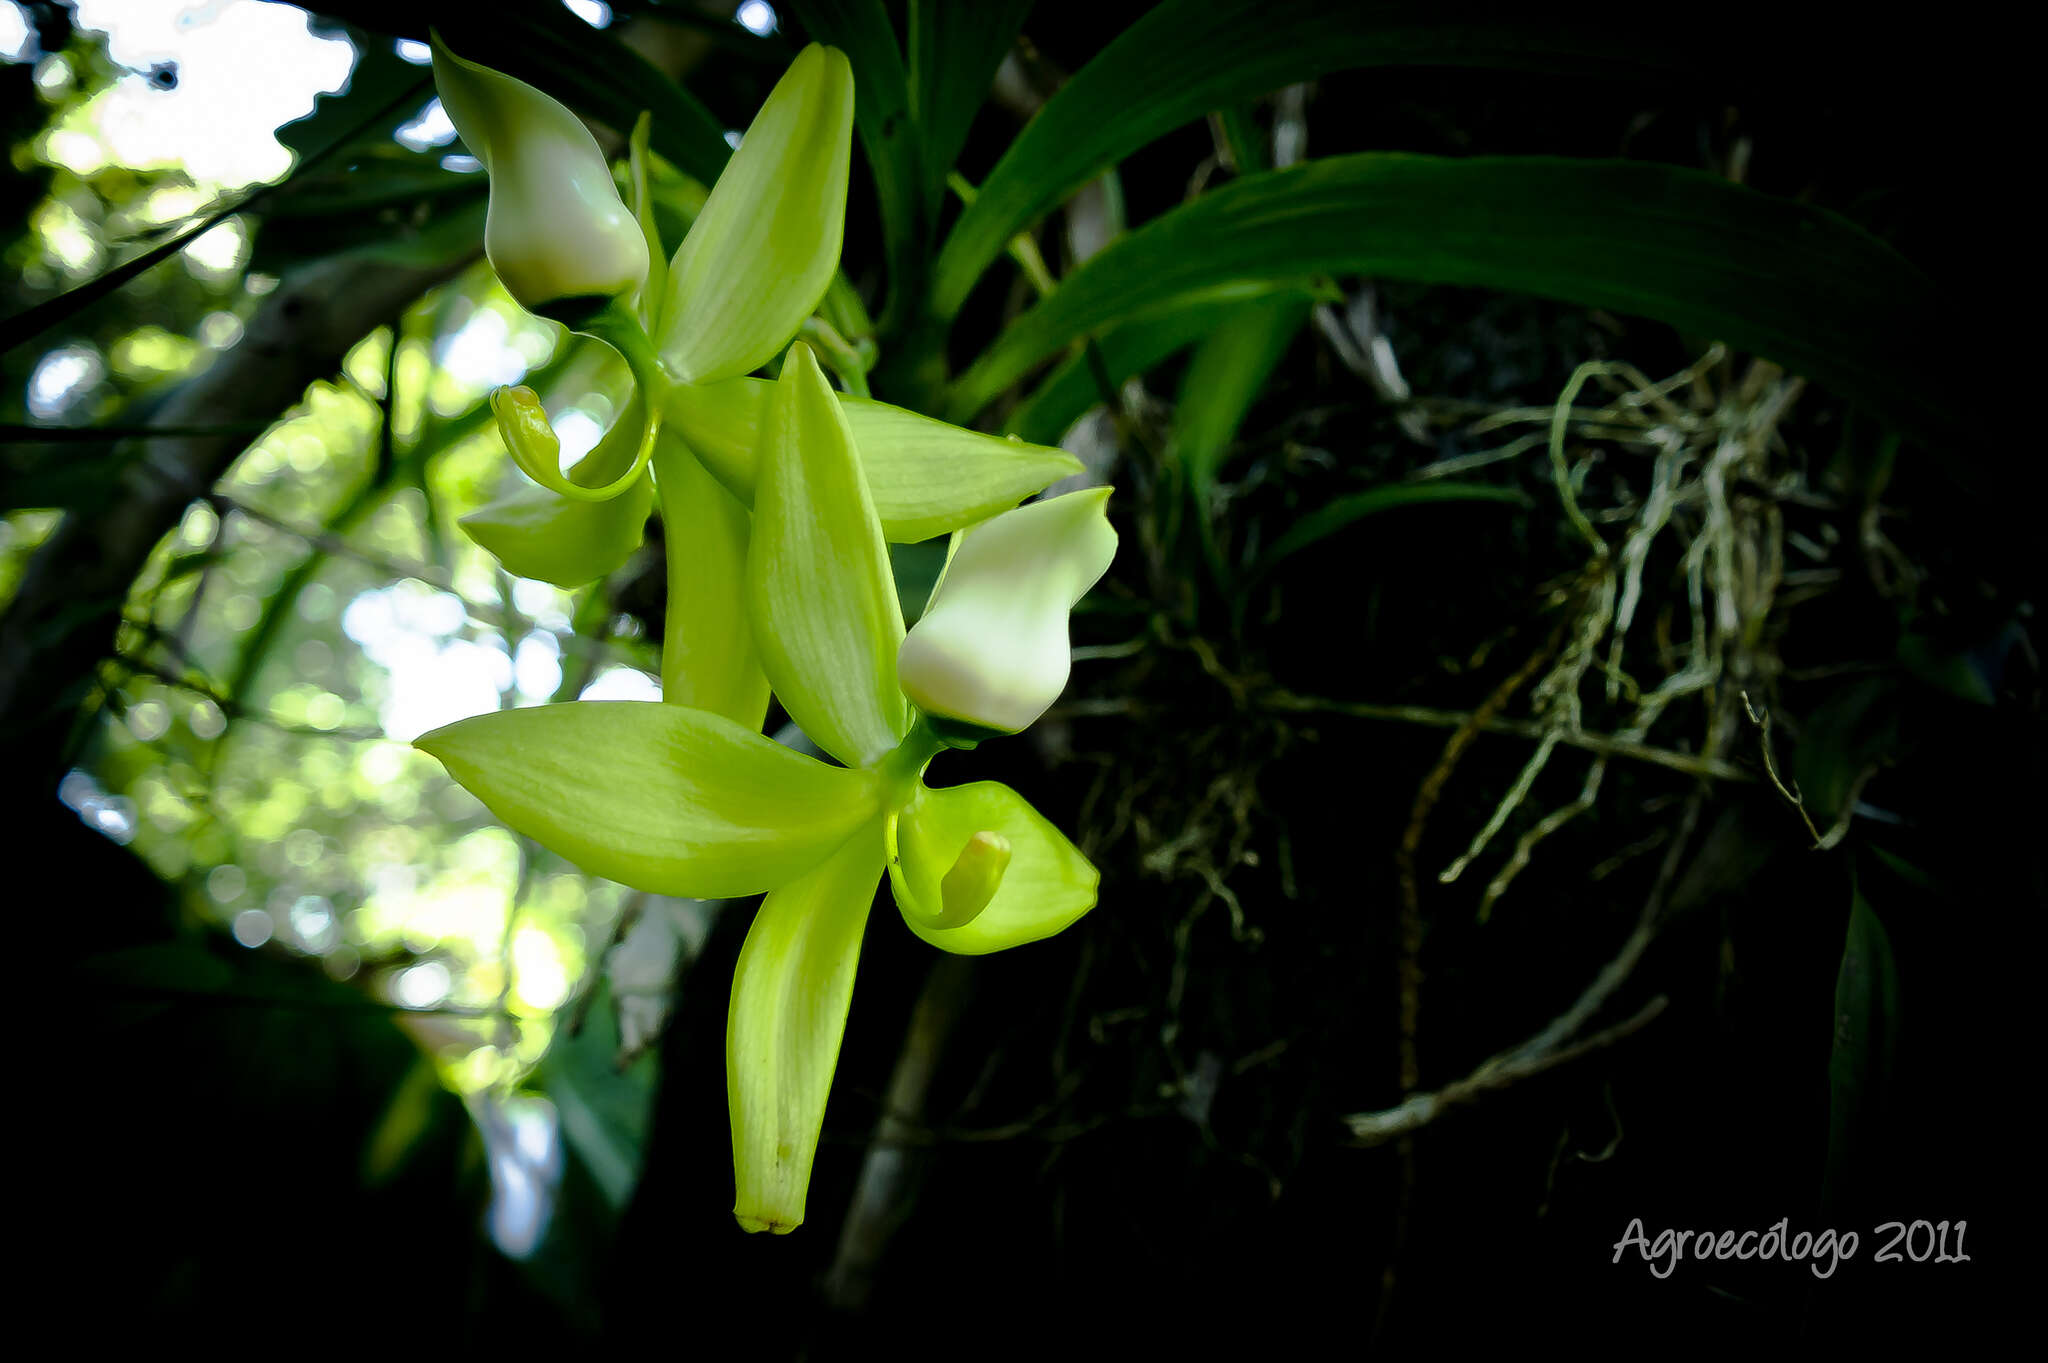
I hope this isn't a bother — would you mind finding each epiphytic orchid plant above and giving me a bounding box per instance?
[414,41,1117,1232]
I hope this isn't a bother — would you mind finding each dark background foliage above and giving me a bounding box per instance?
[5,0,2028,1351]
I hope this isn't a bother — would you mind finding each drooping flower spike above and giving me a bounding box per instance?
[418,33,1117,1238]
[418,343,1115,1234]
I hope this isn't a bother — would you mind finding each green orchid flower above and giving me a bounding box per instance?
[434,38,1080,737]
[430,34,649,311]
[415,342,1117,1234]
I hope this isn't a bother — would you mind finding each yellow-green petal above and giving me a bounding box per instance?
[415,701,879,898]
[458,473,652,588]
[462,385,655,585]
[746,343,907,767]
[664,378,1081,542]
[886,780,1098,955]
[651,432,768,729]
[657,44,854,383]
[488,384,657,504]
[728,818,885,1234]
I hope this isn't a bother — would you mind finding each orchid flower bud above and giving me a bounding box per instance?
[897,488,1117,735]
[431,35,649,310]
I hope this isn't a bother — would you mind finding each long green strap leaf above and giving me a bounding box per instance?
[786,1,925,322]
[1003,291,1311,448]
[1823,877,1902,1214]
[1171,293,1311,500]
[952,154,1963,451]
[908,0,1034,219]
[928,0,1715,322]
[1171,292,1312,579]
[1255,483,1529,578]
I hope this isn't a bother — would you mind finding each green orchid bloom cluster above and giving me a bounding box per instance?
[430,35,1075,604]
[413,40,1118,1234]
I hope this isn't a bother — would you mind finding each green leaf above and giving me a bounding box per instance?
[727,818,885,1233]
[414,700,880,898]
[887,780,1098,955]
[539,977,657,1212]
[1823,877,1903,1213]
[457,473,653,588]
[250,177,486,274]
[1791,678,1901,830]
[652,433,769,729]
[1897,630,1996,706]
[658,44,855,383]
[747,344,907,766]
[1003,291,1310,448]
[908,0,1034,218]
[928,0,1719,322]
[1172,294,1310,499]
[1256,482,1530,577]
[666,378,1079,542]
[786,2,924,320]
[950,155,1963,451]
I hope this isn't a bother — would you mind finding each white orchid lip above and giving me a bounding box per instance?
[897,487,1117,735]
[431,35,649,309]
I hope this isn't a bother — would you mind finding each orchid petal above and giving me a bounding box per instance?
[415,701,879,898]
[728,819,885,1233]
[887,780,1098,955]
[746,343,907,766]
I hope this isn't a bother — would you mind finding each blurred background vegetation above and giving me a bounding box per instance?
[2,0,2026,1350]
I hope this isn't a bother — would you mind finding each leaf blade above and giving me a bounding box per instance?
[908,0,1034,217]
[1257,482,1529,576]
[1823,877,1903,1213]
[951,155,1963,452]
[785,1,925,320]
[927,0,1718,322]
[1171,292,1311,501]
[1003,290,1311,448]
